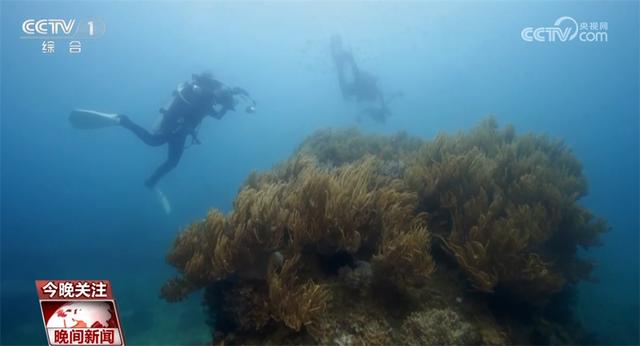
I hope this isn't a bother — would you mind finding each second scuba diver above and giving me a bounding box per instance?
[330,34,400,123]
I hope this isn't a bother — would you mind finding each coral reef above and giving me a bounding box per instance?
[266,255,331,331]
[297,128,422,167]
[161,117,607,345]
[399,308,480,345]
[404,118,607,300]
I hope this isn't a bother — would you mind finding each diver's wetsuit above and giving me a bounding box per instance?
[119,116,190,188]
[119,81,226,188]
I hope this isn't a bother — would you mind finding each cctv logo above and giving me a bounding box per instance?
[22,19,76,35]
[521,16,608,43]
[521,16,579,42]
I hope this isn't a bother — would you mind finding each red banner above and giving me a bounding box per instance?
[36,280,114,300]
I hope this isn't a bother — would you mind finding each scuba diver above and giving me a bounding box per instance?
[69,72,256,188]
[330,34,398,123]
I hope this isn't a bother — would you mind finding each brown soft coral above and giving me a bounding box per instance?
[407,117,607,299]
[161,155,436,336]
[283,156,425,258]
[267,255,331,331]
[161,117,607,345]
[297,127,422,167]
[372,215,436,289]
[164,210,231,285]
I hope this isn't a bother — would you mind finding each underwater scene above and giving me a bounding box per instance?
[1,1,638,345]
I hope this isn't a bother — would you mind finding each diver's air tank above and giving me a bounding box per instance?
[154,82,197,133]
[159,82,196,115]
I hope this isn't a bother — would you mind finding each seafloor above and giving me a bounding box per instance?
[159,118,607,345]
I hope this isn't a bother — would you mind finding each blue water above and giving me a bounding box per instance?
[1,1,638,345]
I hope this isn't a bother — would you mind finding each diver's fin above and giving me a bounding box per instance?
[69,109,120,129]
[154,187,172,215]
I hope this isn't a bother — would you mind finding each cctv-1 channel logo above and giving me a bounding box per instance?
[21,18,105,39]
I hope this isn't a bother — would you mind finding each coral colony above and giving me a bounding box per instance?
[160,118,607,345]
